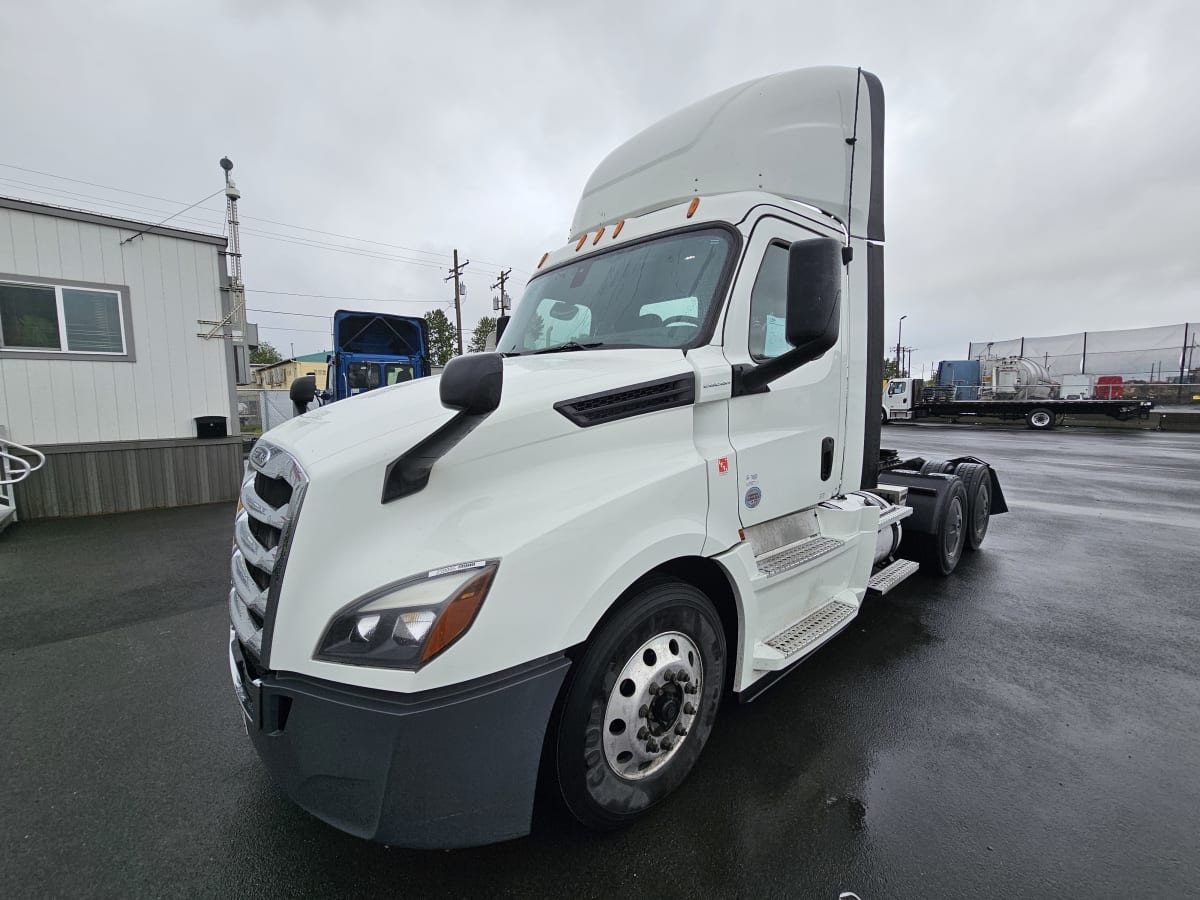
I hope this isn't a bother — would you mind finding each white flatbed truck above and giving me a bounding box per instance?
[228,66,1008,848]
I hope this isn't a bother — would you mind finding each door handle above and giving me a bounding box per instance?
[821,437,835,481]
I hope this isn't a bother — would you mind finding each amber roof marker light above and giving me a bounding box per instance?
[592,226,606,245]
[537,252,549,268]
[612,219,625,238]
[575,234,588,250]
[686,197,700,218]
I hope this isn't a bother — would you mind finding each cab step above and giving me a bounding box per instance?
[755,535,845,578]
[752,595,857,671]
[866,558,920,596]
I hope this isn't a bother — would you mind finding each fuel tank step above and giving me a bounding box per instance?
[755,535,845,578]
[866,558,920,596]
[753,595,858,671]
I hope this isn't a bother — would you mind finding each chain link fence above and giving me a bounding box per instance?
[237,389,296,436]
[968,322,1200,405]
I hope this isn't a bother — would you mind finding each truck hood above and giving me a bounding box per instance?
[263,349,696,469]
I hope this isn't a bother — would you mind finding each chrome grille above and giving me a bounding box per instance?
[231,441,307,664]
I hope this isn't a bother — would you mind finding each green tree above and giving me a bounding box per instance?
[250,341,283,364]
[468,316,497,353]
[425,308,458,367]
[882,358,903,380]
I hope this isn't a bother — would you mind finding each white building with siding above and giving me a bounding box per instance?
[0,196,244,519]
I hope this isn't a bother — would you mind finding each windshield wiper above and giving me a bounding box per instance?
[532,341,606,354]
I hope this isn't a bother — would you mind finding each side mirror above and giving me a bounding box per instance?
[495,315,511,342]
[439,352,504,414]
[735,237,843,395]
[289,375,317,415]
[785,237,842,354]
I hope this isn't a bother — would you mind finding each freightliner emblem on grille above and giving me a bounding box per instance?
[250,444,271,468]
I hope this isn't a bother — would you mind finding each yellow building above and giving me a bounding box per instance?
[251,352,329,390]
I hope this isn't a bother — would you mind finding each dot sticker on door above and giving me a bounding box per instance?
[744,486,762,508]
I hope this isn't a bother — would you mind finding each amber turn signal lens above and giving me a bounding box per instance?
[421,566,498,662]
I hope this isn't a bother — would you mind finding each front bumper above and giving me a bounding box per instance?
[229,633,570,849]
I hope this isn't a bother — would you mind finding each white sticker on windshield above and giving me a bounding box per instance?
[763,314,790,358]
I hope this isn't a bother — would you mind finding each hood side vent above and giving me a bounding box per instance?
[555,374,696,427]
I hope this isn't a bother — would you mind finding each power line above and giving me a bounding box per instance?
[247,288,452,306]
[120,189,226,244]
[0,161,532,276]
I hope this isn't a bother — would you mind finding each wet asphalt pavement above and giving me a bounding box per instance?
[2,424,1198,899]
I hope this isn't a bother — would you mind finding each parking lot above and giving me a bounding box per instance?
[2,424,1198,899]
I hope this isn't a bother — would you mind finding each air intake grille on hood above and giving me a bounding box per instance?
[554,374,696,427]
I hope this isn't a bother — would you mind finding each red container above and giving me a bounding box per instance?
[1095,376,1124,400]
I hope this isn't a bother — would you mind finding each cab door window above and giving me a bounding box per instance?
[748,243,791,360]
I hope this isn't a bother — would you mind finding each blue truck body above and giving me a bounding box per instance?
[323,310,430,402]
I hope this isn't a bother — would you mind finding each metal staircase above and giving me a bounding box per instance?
[0,426,44,533]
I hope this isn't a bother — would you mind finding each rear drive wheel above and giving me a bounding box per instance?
[954,462,992,551]
[914,477,968,576]
[553,579,726,830]
[1026,408,1056,430]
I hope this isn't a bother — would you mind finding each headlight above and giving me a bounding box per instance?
[316,560,498,669]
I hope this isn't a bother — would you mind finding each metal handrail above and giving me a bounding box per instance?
[0,436,45,487]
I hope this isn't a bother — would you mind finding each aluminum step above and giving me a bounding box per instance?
[0,505,14,535]
[753,597,857,671]
[755,535,845,578]
[877,505,913,529]
[866,558,920,596]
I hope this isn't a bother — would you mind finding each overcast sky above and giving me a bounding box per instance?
[2,0,1197,371]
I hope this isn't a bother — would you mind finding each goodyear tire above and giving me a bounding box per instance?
[914,476,968,576]
[954,462,992,551]
[552,579,725,830]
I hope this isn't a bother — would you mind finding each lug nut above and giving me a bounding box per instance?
[661,737,674,750]
[664,670,676,682]
[646,739,659,752]
[685,683,698,694]
[675,724,688,736]
[637,727,649,740]
[639,704,649,718]
[648,683,660,695]
[683,702,696,715]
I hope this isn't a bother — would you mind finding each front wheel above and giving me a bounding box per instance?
[553,579,726,830]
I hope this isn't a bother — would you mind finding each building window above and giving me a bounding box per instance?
[0,279,126,355]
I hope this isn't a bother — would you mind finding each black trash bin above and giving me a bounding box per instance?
[195,415,228,439]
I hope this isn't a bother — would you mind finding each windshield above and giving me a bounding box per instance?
[496,228,734,354]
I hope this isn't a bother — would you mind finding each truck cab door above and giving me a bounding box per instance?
[886,378,910,411]
[723,217,847,526]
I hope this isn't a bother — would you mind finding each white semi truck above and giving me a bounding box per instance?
[229,66,1007,848]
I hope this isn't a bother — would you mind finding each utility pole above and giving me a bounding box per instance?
[491,268,512,317]
[445,250,469,356]
[896,315,907,374]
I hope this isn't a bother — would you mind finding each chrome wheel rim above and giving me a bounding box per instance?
[1031,411,1051,427]
[944,496,965,560]
[602,631,703,780]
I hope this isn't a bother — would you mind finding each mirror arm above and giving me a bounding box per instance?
[731,340,831,397]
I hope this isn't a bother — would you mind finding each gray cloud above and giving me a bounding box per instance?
[1,0,1196,367]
